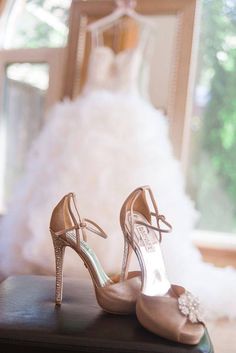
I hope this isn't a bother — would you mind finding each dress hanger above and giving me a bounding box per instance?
[87,0,154,32]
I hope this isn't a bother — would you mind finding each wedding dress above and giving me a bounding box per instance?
[0,34,236,320]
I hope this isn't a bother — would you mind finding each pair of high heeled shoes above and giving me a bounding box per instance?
[50,186,205,345]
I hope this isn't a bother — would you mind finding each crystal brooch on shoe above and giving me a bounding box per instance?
[178,291,204,324]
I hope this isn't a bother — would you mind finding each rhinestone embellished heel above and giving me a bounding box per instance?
[120,186,205,344]
[51,236,66,305]
[50,192,141,313]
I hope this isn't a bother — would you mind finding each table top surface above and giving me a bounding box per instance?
[0,275,213,353]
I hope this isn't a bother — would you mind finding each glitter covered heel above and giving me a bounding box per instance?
[49,192,141,313]
[50,234,66,305]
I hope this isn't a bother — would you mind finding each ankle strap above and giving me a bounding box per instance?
[129,186,172,243]
[134,214,172,239]
[53,193,107,248]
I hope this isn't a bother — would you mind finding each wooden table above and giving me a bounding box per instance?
[0,275,214,353]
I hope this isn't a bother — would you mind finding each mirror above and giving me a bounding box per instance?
[65,0,197,159]
[147,15,178,113]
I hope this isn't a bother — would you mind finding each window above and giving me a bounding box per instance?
[187,0,236,236]
[0,63,49,204]
[0,0,71,48]
[0,0,70,210]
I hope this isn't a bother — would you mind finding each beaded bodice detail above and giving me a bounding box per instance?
[84,46,143,93]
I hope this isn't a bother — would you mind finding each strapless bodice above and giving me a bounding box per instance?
[83,46,143,93]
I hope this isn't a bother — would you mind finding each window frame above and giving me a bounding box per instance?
[193,230,236,267]
[0,47,66,111]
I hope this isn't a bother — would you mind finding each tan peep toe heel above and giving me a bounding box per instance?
[49,192,141,314]
[120,186,205,344]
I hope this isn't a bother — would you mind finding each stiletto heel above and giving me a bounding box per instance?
[51,234,66,305]
[49,192,141,314]
[120,186,205,344]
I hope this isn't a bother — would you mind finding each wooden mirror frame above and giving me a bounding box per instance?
[0,0,6,16]
[64,0,198,160]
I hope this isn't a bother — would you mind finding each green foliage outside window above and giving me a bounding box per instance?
[2,0,71,48]
[188,0,236,233]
